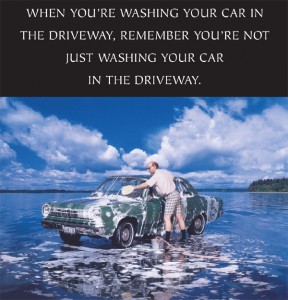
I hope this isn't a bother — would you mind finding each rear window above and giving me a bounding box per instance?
[175,178,197,195]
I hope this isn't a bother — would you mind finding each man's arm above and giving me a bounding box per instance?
[134,182,149,190]
[134,172,157,190]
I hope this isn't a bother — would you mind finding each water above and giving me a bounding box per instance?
[0,192,287,300]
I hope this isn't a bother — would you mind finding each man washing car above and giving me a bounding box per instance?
[134,161,186,243]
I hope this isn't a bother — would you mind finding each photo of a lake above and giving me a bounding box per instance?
[0,191,287,300]
[1,97,288,299]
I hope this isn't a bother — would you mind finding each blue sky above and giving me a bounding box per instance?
[1,97,288,190]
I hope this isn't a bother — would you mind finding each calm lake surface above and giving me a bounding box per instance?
[0,192,287,300]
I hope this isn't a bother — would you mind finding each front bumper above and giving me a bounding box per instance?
[41,219,107,237]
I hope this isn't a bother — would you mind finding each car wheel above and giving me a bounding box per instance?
[112,221,135,248]
[187,215,206,235]
[59,231,81,244]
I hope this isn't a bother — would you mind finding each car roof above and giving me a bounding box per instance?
[98,175,197,195]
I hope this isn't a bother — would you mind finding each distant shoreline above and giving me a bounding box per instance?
[0,190,93,194]
[248,178,288,193]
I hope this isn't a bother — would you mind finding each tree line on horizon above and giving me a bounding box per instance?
[248,178,288,192]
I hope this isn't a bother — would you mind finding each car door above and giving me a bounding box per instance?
[142,187,165,235]
[175,179,196,224]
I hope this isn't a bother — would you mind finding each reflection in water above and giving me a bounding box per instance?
[43,237,223,299]
[1,234,283,299]
[1,192,287,299]
[37,231,284,299]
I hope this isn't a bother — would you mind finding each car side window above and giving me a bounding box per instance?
[175,181,190,194]
[182,181,197,195]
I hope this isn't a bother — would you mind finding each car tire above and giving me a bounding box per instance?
[112,221,135,248]
[59,231,81,244]
[187,214,206,235]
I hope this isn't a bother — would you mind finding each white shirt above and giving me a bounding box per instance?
[146,169,176,197]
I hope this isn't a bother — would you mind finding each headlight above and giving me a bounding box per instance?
[42,203,51,217]
[88,207,101,219]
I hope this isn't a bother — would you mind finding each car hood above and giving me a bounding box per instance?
[49,195,140,210]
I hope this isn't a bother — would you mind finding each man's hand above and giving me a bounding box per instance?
[121,185,135,195]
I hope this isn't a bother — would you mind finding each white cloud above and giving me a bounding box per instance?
[0,99,120,171]
[122,148,148,168]
[193,98,209,110]
[179,170,256,188]
[149,101,288,178]
[0,139,16,161]
[225,99,247,115]
[1,98,288,189]
[105,165,147,177]
[0,161,104,190]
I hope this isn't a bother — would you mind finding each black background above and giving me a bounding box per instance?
[1,0,287,96]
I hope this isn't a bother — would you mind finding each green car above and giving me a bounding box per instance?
[41,176,223,248]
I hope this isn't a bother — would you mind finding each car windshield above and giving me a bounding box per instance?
[92,177,147,198]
